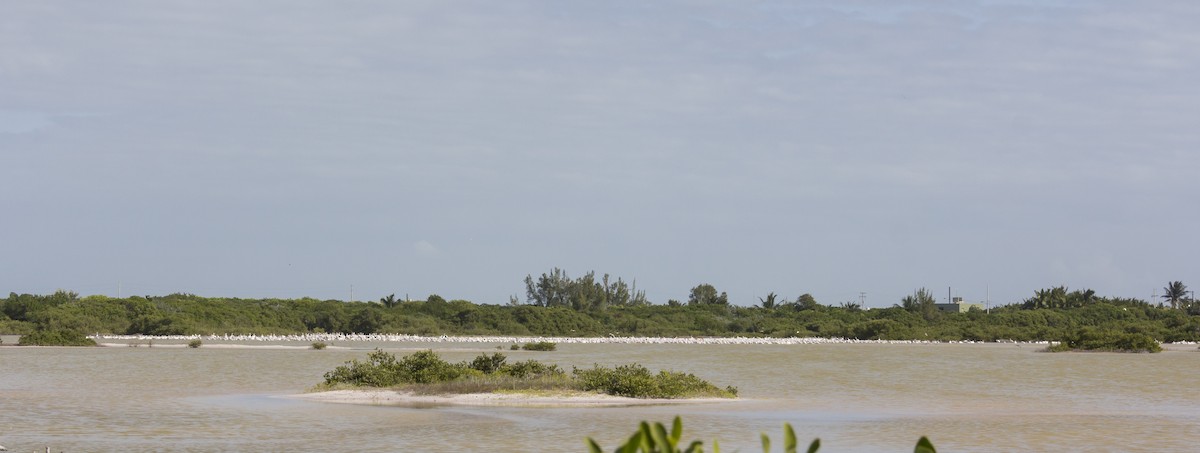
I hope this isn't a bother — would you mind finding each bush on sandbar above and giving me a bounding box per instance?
[520,341,557,351]
[320,349,734,399]
[573,363,737,399]
[1046,327,1162,353]
[323,349,468,387]
[18,329,97,346]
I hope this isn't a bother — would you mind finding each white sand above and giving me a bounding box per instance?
[286,389,732,408]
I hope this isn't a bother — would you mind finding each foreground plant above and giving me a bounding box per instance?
[587,417,936,453]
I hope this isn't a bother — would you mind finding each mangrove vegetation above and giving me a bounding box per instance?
[2,273,1198,349]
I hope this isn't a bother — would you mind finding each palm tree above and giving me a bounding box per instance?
[1162,281,1188,310]
[379,293,398,309]
[758,292,779,310]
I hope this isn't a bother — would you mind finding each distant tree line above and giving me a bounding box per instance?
[2,273,1197,343]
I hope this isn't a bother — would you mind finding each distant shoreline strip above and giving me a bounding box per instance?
[87,333,1073,345]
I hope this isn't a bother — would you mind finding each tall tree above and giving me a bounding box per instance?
[688,284,728,306]
[758,292,779,310]
[523,268,645,311]
[900,288,938,320]
[1163,281,1189,310]
[379,293,397,309]
[524,268,572,308]
[1024,286,1069,309]
[795,293,819,311]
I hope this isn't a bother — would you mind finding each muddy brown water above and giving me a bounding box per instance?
[1,338,1197,452]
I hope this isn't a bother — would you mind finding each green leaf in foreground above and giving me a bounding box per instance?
[589,418,932,453]
[782,423,796,453]
[914,436,936,453]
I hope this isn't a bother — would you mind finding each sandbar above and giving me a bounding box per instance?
[287,389,733,408]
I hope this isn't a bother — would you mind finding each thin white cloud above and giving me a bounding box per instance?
[413,241,440,257]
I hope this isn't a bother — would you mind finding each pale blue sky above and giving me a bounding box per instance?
[2,1,1197,307]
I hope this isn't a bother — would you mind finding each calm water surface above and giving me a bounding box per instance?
[1,338,1197,452]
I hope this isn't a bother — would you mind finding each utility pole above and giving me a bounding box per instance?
[859,291,866,307]
[349,284,354,303]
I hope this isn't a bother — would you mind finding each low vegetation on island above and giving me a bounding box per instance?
[520,341,557,351]
[2,274,1196,351]
[317,349,738,399]
[1045,327,1162,353]
[16,328,97,346]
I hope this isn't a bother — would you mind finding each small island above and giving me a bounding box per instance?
[299,349,738,407]
[1045,327,1162,353]
[15,329,97,346]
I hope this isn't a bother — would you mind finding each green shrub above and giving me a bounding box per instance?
[521,341,557,351]
[469,352,508,374]
[573,364,737,399]
[0,318,36,335]
[500,359,565,379]
[397,349,467,383]
[187,339,202,348]
[1047,327,1162,353]
[323,349,405,387]
[510,344,520,350]
[319,350,733,400]
[322,349,467,387]
[18,329,97,346]
[311,342,327,350]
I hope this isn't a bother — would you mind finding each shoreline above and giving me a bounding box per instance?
[285,388,733,408]
[89,333,1058,345]
[0,333,1187,351]
[84,333,1200,348]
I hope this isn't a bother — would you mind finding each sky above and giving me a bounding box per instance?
[2,1,1198,308]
